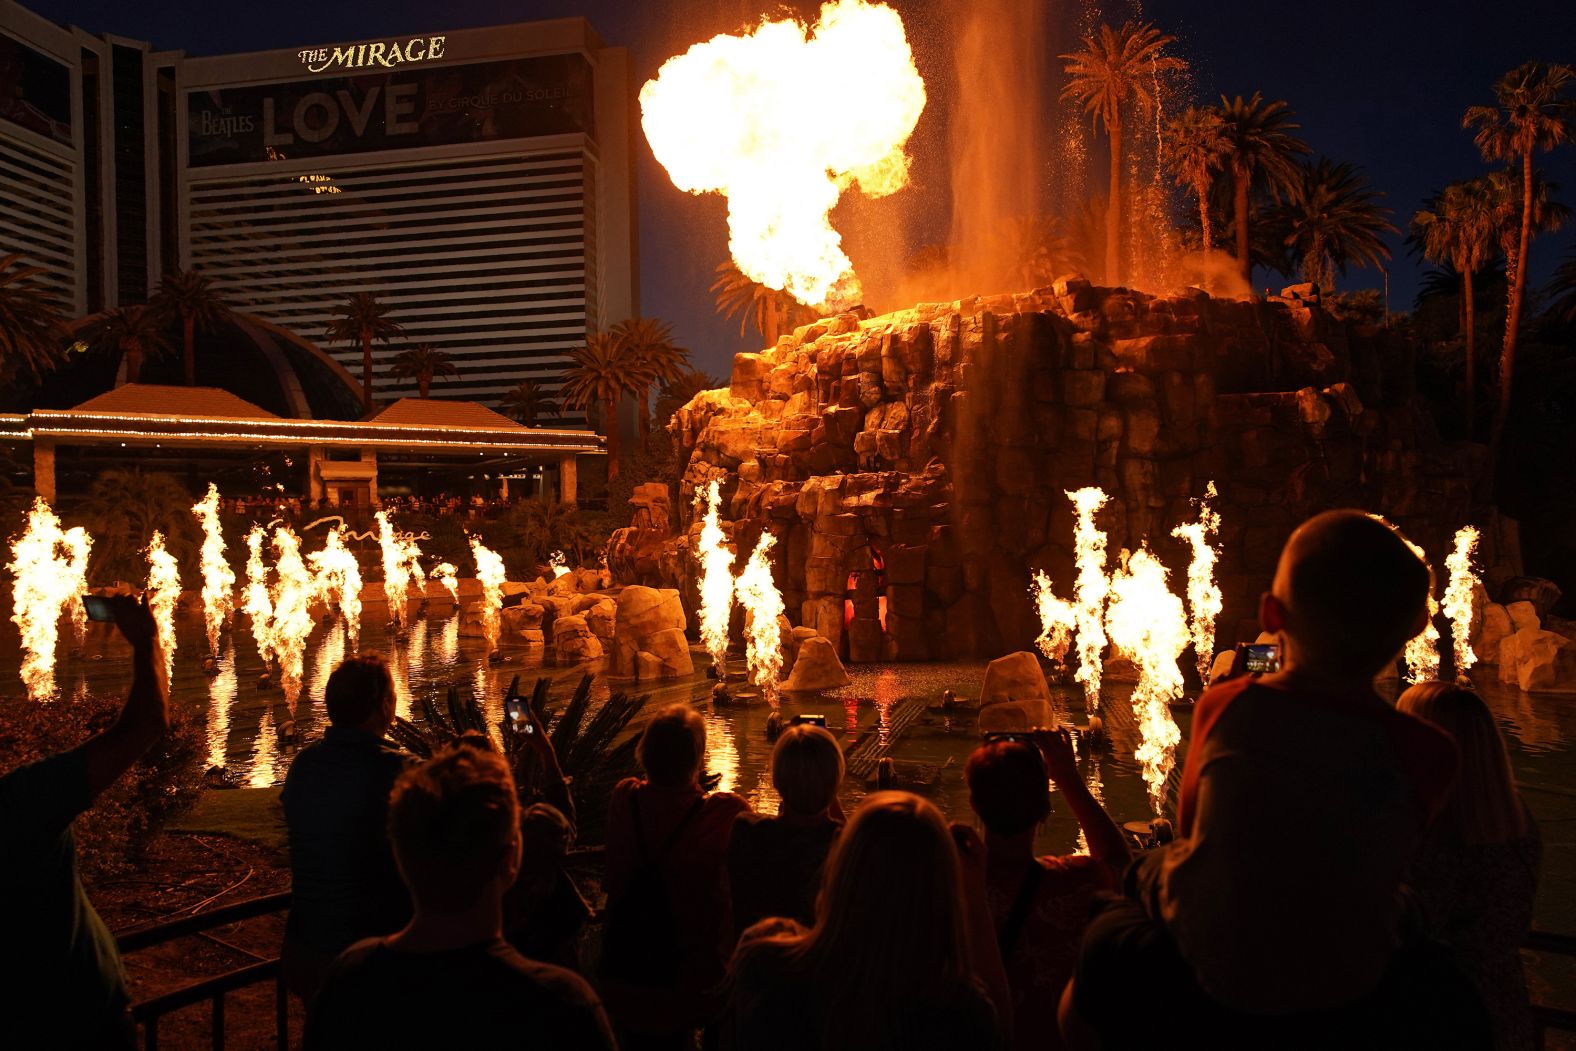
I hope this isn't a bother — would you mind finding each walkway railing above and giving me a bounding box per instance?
[116,891,292,1051]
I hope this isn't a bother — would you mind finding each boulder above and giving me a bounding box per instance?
[1498,628,1576,693]
[518,628,545,662]
[612,586,689,678]
[781,636,852,693]
[502,581,533,599]
[978,651,1054,733]
[551,614,604,664]
[1501,577,1563,620]
[502,602,545,634]
[586,600,617,640]
[639,627,695,679]
[1507,601,1541,635]
[1476,604,1514,663]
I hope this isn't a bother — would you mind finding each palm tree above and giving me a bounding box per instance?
[500,380,559,426]
[1167,106,1232,253]
[1548,245,1576,323]
[1266,158,1396,294]
[610,317,690,441]
[388,343,458,398]
[656,367,723,420]
[1061,21,1185,284]
[149,268,231,386]
[1463,61,1576,466]
[1411,180,1497,432]
[0,253,67,385]
[558,332,652,481]
[74,468,199,585]
[711,260,816,347]
[992,215,1081,290]
[1217,93,1311,285]
[323,291,406,410]
[78,305,174,385]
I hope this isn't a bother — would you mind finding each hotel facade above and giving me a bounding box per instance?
[0,1,639,415]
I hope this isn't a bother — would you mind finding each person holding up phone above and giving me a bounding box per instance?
[0,595,166,1048]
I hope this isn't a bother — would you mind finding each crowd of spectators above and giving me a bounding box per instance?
[0,509,1544,1049]
[221,493,519,520]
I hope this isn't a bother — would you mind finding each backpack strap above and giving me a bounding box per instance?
[632,792,706,866]
[997,861,1047,960]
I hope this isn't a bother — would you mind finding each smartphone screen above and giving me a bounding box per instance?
[791,713,828,727]
[82,595,116,623]
[1243,643,1281,674]
[505,696,533,733]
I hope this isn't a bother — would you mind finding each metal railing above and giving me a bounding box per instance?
[116,891,292,1051]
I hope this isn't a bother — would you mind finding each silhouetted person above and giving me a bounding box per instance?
[503,802,592,971]
[1400,682,1541,1051]
[305,740,615,1049]
[727,791,1009,1051]
[281,655,411,1001]
[966,728,1128,1051]
[727,723,845,933]
[0,597,165,1049]
[1063,510,1487,1048]
[601,704,749,1050]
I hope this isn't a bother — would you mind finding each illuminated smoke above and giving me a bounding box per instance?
[1030,569,1076,663]
[1067,486,1111,713]
[242,525,275,667]
[191,484,236,658]
[432,561,460,605]
[1170,481,1223,682]
[696,481,736,674]
[1105,548,1187,817]
[470,536,507,653]
[1400,536,1441,684]
[735,532,786,700]
[548,550,571,578]
[145,530,181,687]
[308,525,364,646]
[1442,526,1481,675]
[269,526,315,707]
[8,499,93,701]
[640,0,926,310]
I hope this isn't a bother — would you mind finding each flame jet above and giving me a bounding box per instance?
[145,531,181,687]
[470,536,507,653]
[1400,536,1441,684]
[308,525,364,647]
[432,562,460,606]
[1171,481,1223,682]
[243,526,275,668]
[192,484,236,658]
[640,0,926,310]
[1442,527,1481,675]
[696,481,736,676]
[735,532,786,701]
[270,526,316,707]
[1030,570,1076,664]
[1066,487,1111,714]
[1105,548,1188,817]
[8,499,92,701]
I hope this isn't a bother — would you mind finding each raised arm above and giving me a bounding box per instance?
[1036,728,1130,874]
[518,697,577,830]
[952,823,1015,1042]
[82,596,169,800]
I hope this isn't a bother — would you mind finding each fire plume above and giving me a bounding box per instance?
[1171,481,1223,682]
[735,531,786,700]
[1067,487,1111,713]
[376,511,414,628]
[243,526,274,666]
[145,531,180,687]
[640,0,926,310]
[696,481,736,674]
[548,551,571,578]
[1400,536,1441,684]
[1105,548,1187,817]
[8,499,93,701]
[1030,569,1076,663]
[1443,526,1481,676]
[269,526,315,706]
[432,562,460,605]
[192,484,235,657]
[308,525,363,646]
[470,536,507,652]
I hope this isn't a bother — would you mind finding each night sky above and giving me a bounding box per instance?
[28,0,1576,378]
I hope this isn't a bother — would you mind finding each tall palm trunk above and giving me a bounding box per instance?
[1106,115,1123,284]
[417,373,431,398]
[603,394,621,481]
[1233,160,1252,285]
[1195,177,1213,253]
[1488,157,1536,483]
[1462,268,1476,437]
[360,328,374,410]
[637,383,651,444]
[182,311,196,386]
[123,340,143,385]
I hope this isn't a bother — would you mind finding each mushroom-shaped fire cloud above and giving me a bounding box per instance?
[640,0,926,311]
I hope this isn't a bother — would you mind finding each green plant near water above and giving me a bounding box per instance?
[388,674,648,847]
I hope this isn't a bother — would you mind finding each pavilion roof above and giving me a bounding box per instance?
[370,398,527,431]
[68,384,281,419]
